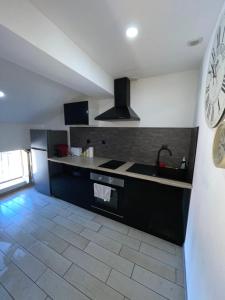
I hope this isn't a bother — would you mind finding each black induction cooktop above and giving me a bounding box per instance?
[99,160,126,170]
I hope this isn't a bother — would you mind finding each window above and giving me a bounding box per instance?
[0,150,29,191]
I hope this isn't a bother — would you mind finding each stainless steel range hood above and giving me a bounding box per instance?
[95,77,140,121]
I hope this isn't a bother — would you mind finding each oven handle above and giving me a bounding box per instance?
[90,172,124,188]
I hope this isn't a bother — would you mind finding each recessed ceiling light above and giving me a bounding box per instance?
[187,37,203,47]
[126,27,138,39]
[0,91,5,98]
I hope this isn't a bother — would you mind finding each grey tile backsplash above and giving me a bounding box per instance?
[70,127,196,168]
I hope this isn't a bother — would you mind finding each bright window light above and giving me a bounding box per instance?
[0,150,29,190]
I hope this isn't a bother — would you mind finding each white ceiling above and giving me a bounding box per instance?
[31,0,224,78]
[0,58,81,123]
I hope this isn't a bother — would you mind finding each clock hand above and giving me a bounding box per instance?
[211,63,216,78]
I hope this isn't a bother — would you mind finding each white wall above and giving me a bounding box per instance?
[0,123,31,152]
[94,70,199,128]
[44,70,199,129]
[185,6,225,300]
[0,123,44,152]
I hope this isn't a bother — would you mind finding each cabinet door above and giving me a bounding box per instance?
[125,178,185,245]
[147,184,184,245]
[68,166,92,208]
[125,178,159,230]
[49,162,92,208]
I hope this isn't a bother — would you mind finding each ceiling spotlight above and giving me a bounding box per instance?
[188,37,203,47]
[0,91,5,98]
[126,27,138,39]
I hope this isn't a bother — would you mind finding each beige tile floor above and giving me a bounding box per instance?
[0,187,186,300]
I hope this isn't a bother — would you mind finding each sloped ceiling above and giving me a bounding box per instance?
[0,58,82,123]
[31,0,224,78]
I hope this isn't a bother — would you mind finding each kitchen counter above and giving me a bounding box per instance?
[48,156,192,190]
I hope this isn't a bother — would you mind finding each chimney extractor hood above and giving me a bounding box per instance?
[95,77,140,121]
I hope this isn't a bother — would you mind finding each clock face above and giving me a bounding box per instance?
[205,16,225,128]
[213,122,225,168]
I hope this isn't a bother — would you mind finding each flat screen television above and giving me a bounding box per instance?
[64,101,89,125]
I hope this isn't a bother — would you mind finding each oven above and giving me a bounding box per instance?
[90,172,125,219]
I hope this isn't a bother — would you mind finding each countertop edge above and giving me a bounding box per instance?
[48,157,192,190]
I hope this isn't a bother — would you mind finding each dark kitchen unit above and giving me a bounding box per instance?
[64,101,89,125]
[30,130,67,195]
[49,162,92,208]
[48,159,191,245]
[125,176,190,245]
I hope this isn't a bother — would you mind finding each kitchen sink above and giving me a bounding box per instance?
[126,163,187,182]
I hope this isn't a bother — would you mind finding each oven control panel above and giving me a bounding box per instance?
[90,172,124,187]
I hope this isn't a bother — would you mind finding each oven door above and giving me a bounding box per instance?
[90,172,124,218]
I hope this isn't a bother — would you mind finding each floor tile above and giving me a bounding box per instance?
[175,246,184,257]
[4,225,37,249]
[0,205,17,219]
[0,231,18,256]
[176,269,185,287]
[51,224,89,250]
[20,190,50,207]
[64,263,124,300]
[53,215,84,233]
[9,246,47,281]
[0,263,46,300]
[37,268,89,300]
[63,245,111,282]
[11,217,40,234]
[29,241,72,276]
[3,201,31,216]
[140,242,183,269]
[132,265,185,300]
[13,194,44,210]
[31,227,69,254]
[0,285,13,300]
[29,214,56,231]
[128,228,176,255]
[80,228,122,254]
[68,205,96,221]
[0,188,186,300]
[41,204,72,218]
[85,242,134,277]
[0,206,17,229]
[99,226,140,250]
[93,215,129,234]
[107,269,165,300]
[0,251,10,272]
[120,246,176,282]
[68,214,101,231]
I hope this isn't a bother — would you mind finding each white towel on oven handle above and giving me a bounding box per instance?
[94,183,112,202]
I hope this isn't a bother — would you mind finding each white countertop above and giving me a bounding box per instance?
[48,156,192,190]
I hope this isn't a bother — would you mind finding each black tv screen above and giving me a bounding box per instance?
[64,101,89,125]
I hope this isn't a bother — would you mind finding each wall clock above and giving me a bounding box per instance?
[205,15,225,128]
[213,122,225,168]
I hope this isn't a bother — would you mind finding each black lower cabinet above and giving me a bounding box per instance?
[49,161,92,208]
[125,178,189,245]
[48,161,190,245]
